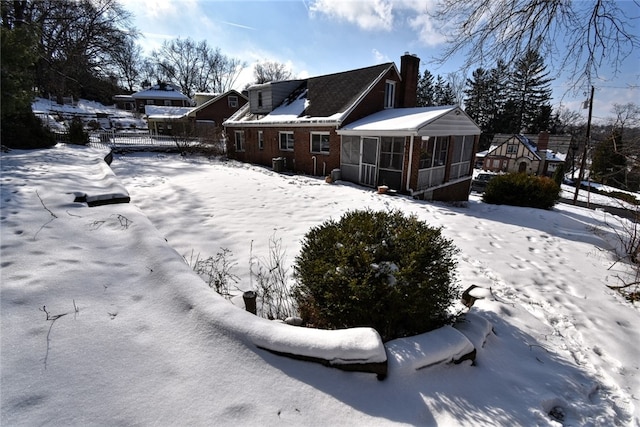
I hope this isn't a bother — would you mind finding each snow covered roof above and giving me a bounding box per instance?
[224,63,395,127]
[338,106,481,137]
[487,134,565,163]
[131,84,191,101]
[145,105,193,120]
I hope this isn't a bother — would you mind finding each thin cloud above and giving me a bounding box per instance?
[219,20,257,31]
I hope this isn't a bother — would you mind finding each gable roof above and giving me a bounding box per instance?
[304,63,394,117]
[187,90,247,117]
[338,106,481,137]
[224,63,395,127]
[487,135,563,163]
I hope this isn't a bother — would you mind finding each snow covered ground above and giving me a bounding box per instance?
[1,144,639,426]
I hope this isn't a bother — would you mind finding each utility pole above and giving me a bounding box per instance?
[573,85,595,205]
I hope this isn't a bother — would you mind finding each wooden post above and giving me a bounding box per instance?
[243,291,257,315]
[573,85,595,205]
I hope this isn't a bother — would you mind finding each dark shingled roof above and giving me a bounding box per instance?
[302,63,394,118]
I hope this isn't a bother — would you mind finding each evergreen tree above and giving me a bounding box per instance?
[463,68,491,129]
[1,3,54,148]
[434,75,455,106]
[507,49,553,133]
[416,69,435,107]
[486,60,510,134]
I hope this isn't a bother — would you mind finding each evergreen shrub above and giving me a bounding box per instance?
[483,173,560,209]
[68,117,89,145]
[293,209,460,341]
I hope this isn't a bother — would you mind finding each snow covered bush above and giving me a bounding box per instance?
[483,173,560,209]
[293,209,460,341]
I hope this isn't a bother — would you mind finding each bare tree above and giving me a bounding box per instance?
[23,0,136,98]
[445,71,466,107]
[111,38,143,92]
[432,0,639,91]
[611,103,640,137]
[253,60,292,84]
[152,37,245,97]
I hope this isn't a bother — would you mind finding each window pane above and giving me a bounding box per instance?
[341,136,359,165]
[419,139,433,169]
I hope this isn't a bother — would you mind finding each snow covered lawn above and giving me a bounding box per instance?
[2,145,639,426]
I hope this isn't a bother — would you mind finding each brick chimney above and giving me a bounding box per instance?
[537,131,549,152]
[399,52,420,108]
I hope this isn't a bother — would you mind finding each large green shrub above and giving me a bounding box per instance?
[483,173,560,209]
[293,209,460,341]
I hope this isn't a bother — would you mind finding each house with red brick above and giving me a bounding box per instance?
[223,54,481,201]
[187,90,248,138]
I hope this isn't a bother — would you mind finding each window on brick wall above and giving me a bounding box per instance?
[279,131,294,151]
[234,130,245,152]
[384,81,396,109]
[258,131,264,150]
[310,133,330,153]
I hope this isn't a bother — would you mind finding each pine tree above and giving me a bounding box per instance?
[507,49,553,133]
[416,69,435,107]
[434,75,455,106]
[463,68,491,129]
[486,60,510,134]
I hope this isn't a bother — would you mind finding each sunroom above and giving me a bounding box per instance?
[337,106,481,201]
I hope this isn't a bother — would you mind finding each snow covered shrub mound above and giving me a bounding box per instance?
[483,173,560,209]
[293,209,460,341]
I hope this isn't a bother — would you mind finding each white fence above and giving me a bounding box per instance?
[51,130,226,153]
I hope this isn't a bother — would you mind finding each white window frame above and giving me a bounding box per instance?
[228,95,238,108]
[234,130,245,152]
[163,99,172,106]
[384,80,396,109]
[258,131,264,150]
[310,132,330,154]
[379,136,404,170]
[279,131,294,151]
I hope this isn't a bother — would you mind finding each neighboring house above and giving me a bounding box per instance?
[113,95,135,111]
[186,90,248,138]
[492,132,575,155]
[224,53,481,202]
[145,105,194,136]
[481,133,565,176]
[145,90,248,138]
[131,83,192,114]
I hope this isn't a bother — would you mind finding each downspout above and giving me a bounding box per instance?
[406,135,414,193]
[312,156,317,176]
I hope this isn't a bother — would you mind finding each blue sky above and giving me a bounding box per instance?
[119,0,639,124]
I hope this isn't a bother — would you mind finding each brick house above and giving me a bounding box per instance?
[223,54,481,201]
[187,90,248,139]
